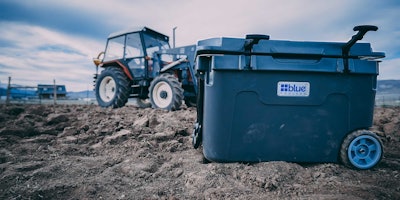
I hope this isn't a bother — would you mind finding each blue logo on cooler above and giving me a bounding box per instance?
[280,84,307,92]
[277,81,310,97]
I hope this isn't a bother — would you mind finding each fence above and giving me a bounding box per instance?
[1,77,73,105]
[375,93,400,107]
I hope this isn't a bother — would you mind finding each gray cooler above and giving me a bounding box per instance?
[192,26,385,169]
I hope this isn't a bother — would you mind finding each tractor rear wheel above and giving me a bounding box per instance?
[95,67,130,108]
[149,73,183,111]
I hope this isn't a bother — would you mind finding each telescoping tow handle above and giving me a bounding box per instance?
[342,25,378,73]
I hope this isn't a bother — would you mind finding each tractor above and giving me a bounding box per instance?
[92,27,197,110]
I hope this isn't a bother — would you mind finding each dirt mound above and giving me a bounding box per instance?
[0,104,399,199]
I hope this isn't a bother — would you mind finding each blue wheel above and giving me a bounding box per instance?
[340,130,383,170]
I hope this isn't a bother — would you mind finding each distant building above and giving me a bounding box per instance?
[37,84,67,99]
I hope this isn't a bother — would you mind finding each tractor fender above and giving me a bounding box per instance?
[101,60,133,80]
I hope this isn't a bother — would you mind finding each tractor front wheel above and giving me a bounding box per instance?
[149,73,183,111]
[95,67,130,108]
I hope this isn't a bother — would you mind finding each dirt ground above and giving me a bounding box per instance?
[0,104,399,199]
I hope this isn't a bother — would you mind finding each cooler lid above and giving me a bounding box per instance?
[196,37,384,74]
[196,37,384,59]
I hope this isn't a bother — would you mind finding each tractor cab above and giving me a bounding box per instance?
[97,27,171,79]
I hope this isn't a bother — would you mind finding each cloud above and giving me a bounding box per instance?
[0,21,103,91]
[379,58,400,80]
[0,0,112,39]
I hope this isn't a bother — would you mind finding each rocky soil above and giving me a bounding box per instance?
[0,104,399,199]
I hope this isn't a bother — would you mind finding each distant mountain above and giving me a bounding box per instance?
[0,87,36,99]
[377,80,400,94]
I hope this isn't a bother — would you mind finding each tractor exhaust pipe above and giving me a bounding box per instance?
[173,27,177,48]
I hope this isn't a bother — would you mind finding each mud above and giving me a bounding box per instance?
[0,104,399,199]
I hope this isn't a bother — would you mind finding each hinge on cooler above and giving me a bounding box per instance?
[243,34,270,70]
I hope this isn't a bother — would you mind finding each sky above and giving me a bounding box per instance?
[0,0,399,92]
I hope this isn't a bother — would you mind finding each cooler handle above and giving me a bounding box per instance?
[342,25,378,73]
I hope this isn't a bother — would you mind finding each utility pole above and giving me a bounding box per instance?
[6,76,11,105]
[53,79,57,105]
[86,84,89,105]
[173,27,177,48]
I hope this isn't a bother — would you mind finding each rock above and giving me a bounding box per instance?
[103,129,131,144]
[47,114,69,125]
[64,136,78,143]
[6,107,25,116]
[60,127,77,137]
[133,117,149,127]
